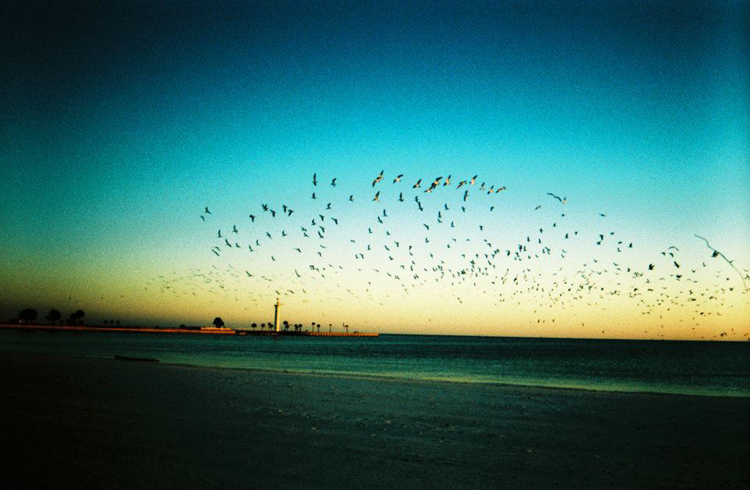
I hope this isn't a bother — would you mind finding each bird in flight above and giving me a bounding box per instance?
[546,193,566,204]
[312,173,317,186]
[372,170,384,187]
[204,207,211,214]
[232,225,238,233]
[249,214,255,222]
[413,179,422,189]
[393,174,403,183]
[373,191,380,202]
[331,178,337,187]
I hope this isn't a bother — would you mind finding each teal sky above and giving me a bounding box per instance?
[1,0,748,339]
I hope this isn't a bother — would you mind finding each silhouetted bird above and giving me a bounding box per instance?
[546,192,566,204]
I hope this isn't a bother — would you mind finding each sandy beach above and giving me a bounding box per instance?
[1,351,748,489]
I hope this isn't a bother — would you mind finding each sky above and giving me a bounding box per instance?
[1,0,748,340]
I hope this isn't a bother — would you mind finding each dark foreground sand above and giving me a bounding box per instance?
[1,352,748,489]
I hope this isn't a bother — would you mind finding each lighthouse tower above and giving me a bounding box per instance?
[273,298,282,332]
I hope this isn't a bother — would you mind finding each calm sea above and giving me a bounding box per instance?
[1,329,748,397]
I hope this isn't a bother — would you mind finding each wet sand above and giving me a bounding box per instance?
[1,351,748,489]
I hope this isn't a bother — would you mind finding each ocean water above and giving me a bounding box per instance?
[1,329,748,397]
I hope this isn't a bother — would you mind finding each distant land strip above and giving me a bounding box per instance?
[0,324,378,337]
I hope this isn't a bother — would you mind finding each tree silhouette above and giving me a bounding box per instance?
[283,320,289,331]
[213,317,225,328]
[18,308,37,324]
[261,323,266,331]
[251,323,257,331]
[67,310,85,325]
[45,309,61,325]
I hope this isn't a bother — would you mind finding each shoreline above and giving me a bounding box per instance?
[4,348,748,399]
[2,350,749,489]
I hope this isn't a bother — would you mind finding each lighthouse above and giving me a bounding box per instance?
[274,298,282,332]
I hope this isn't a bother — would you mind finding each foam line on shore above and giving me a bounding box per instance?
[10,348,745,399]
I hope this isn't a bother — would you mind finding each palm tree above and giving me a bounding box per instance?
[283,320,289,332]
[45,308,61,325]
[251,323,257,331]
[213,317,224,328]
[344,324,349,334]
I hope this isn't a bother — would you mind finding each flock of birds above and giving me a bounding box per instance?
[152,170,749,340]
